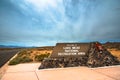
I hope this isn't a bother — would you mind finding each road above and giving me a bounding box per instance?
[0,50,19,68]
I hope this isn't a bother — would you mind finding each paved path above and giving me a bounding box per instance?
[1,63,120,80]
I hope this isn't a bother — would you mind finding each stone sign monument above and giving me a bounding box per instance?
[39,42,120,69]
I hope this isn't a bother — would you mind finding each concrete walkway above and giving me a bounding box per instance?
[1,63,120,80]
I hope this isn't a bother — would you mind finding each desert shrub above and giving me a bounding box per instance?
[35,53,50,62]
[9,51,33,65]
[9,56,33,65]
[117,46,120,50]
[17,50,30,57]
[9,57,22,65]
[9,50,50,65]
[21,56,33,63]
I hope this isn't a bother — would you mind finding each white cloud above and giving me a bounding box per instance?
[25,0,60,11]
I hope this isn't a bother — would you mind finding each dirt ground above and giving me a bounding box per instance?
[108,49,120,61]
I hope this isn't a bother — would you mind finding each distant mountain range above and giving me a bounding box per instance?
[103,42,120,49]
[0,42,119,49]
[0,45,34,48]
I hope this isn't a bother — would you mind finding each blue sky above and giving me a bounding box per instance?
[0,0,120,46]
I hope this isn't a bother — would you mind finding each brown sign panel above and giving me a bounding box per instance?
[50,43,91,58]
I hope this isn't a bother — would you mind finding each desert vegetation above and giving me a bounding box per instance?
[9,47,53,65]
[103,42,120,61]
[103,42,120,50]
[9,50,33,65]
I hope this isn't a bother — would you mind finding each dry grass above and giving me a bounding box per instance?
[108,49,120,61]
[9,47,53,65]
[30,50,52,61]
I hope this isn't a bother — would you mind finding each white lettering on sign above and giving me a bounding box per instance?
[63,47,80,50]
[63,47,71,49]
[72,47,80,49]
[65,50,79,53]
[66,44,77,46]
[58,53,77,55]
[78,52,85,55]
[58,44,86,56]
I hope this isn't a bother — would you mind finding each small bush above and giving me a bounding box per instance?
[35,53,50,62]
[17,50,30,57]
[21,56,33,63]
[9,50,50,65]
[9,56,33,65]
[9,57,22,65]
